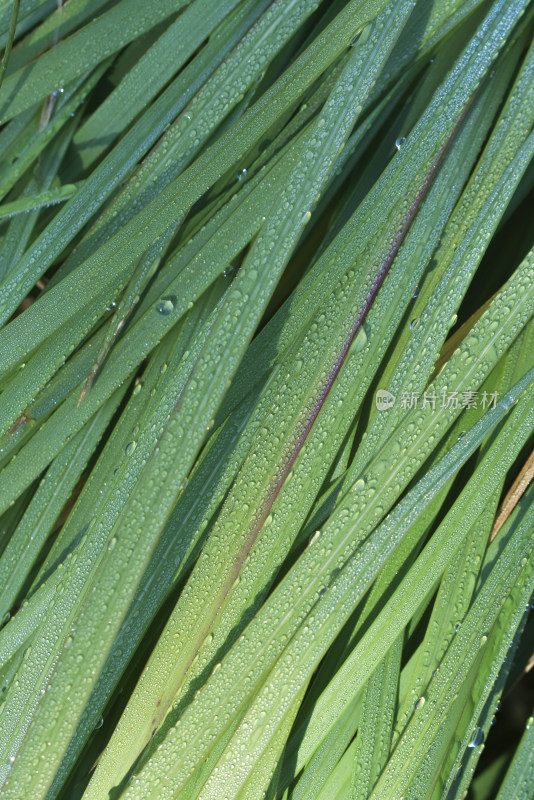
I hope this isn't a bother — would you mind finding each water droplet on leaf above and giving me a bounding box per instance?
[156,297,176,316]
[468,727,484,748]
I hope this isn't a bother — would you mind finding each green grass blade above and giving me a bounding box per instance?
[350,637,403,799]
[0,181,80,219]
[0,3,532,797]
[80,8,420,792]
[0,0,192,122]
[0,0,391,329]
[495,710,534,800]
[291,369,534,777]
[0,393,125,620]
[0,0,18,88]
[369,499,534,799]
[70,0,264,171]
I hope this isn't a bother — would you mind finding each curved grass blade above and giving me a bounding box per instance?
[71,0,269,172]
[113,351,534,800]
[0,180,80,220]
[287,695,362,800]
[0,0,18,88]
[50,0,337,293]
[350,637,403,800]
[495,708,534,800]
[80,7,424,792]
[0,0,192,122]
[0,0,393,334]
[0,392,126,620]
[0,62,109,203]
[283,367,534,781]
[76,218,184,405]
[6,0,119,75]
[369,498,534,800]
[0,115,79,279]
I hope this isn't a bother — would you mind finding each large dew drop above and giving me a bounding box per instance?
[156,297,176,316]
[468,726,484,748]
[350,325,368,355]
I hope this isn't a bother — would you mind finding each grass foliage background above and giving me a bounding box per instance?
[0,1,533,799]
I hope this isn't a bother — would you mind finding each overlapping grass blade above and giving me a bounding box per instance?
[494,708,534,800]
[0,2,532,798]
[0,0,192,121]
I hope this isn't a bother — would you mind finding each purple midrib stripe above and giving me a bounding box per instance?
[153,98,473,728]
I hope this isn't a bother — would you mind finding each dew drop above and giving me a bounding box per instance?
[156,296,176,316]
[125,441,136,455]
[468,726,484,747]
[414,696,425,710]
[95,715,104,730]
[395,137,406,150]
[237,168,247,181]
[502,393,515,409]
[350,325,368,354]
[410,318,418,330]
[354,478,365,492]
